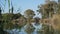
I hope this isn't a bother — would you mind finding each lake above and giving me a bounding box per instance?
[5,23,43,34]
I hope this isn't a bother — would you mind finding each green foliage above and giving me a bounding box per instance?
[2,13,22,30]
[57,3,60,14]
[2,13,12,20]
[41,24,54,34]
[3,22,14,30]
[1,0,60,34]
[25,24,35,34]
[12,13,22,19]
[24,9,35,19]
[37,1,57,18]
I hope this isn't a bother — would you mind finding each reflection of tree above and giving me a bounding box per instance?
[34,17,40,25]
[25,24,35,34]
[37,30,43,34]
[41,24,54,34]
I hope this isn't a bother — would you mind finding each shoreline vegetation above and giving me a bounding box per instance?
[0,0,60,34]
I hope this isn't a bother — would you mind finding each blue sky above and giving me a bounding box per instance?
[0,0,58,14]
[11,0,45,14]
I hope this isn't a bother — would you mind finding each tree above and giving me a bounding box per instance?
[8,0,10,13]
[24,9,35,24]
[0,7,2,18]
[24,9,35,34]
[5,0,13,13]
[0,7,8,34]
[57,3,60,14]
[24,9,35,19]
[37,1,57,18]
[10,0,15,14]
[37,1,57,34]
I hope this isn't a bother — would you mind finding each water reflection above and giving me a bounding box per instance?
[31,23,42,31]
[5,23,42,34]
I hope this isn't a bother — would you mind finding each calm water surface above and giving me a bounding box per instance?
[5,23,42,34]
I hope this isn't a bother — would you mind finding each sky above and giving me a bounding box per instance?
[10,0,45,14]
[0,0,57,13]
[0,0,58,17]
